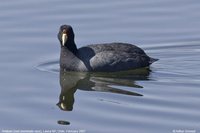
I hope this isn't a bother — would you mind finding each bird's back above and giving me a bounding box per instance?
[77,43,151,72]
[79,42,146,55]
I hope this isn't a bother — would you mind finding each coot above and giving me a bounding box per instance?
[58,25,158,72]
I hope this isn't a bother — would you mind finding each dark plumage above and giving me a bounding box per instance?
[58,25,158,72]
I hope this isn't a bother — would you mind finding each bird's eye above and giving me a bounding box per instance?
[62,29,67,34]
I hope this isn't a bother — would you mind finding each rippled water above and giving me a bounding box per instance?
[0,0,200,133]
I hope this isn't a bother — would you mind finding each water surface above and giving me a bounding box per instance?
[0,0,200,133]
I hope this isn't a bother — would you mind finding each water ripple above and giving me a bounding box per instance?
[1,0,200,132]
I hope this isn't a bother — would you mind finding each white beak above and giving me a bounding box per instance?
[62,33,67,46]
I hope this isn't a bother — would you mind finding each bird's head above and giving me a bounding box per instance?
[58,25,75,47]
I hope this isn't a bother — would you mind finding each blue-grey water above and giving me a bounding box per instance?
[0,0,200,133]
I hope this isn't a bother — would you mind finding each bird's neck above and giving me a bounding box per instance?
[63,40,78,55]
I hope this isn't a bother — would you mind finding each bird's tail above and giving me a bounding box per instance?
[149,57,159,64]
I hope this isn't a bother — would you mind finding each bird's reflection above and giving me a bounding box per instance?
[57,68,150,111]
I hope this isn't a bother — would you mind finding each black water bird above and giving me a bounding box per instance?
[58,25,158,72]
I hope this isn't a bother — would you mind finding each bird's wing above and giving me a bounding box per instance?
[90,51,149,72]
